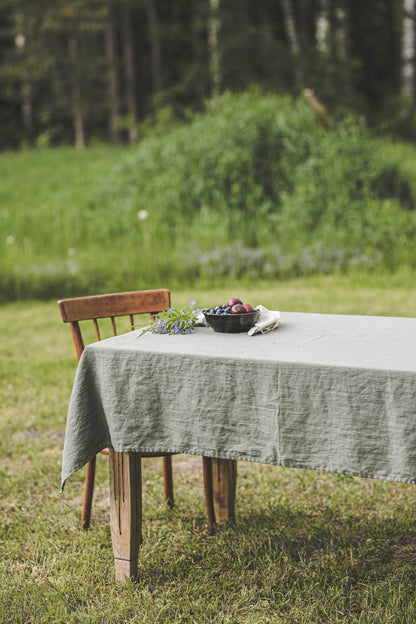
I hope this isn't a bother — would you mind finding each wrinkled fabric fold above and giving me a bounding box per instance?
[62,311,416,491]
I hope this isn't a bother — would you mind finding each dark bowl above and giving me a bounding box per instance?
[203,309,259,333]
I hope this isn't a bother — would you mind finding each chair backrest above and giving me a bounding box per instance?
[58,289,171,360]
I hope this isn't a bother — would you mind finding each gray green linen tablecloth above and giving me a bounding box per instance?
[61,311,416,489]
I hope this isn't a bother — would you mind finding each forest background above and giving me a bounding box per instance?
[2,0,416,302]
[2,0,416,149]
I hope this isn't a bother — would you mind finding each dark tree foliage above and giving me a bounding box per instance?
[0,0,414,149]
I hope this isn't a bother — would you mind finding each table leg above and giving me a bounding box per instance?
[109,449,142,582]
[212,458,237,522]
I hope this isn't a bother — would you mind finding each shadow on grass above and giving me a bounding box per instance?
[136,501,416,590]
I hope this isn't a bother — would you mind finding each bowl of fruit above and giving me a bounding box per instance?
[203,299,259,333]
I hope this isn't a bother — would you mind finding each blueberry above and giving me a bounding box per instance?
[226,307,231,313]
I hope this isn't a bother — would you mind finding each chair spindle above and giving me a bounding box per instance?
[111,316,117,336]
[93,318,101,341]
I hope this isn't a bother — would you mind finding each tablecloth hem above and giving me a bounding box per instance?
[61,440,111,492]
[62,444,416,487]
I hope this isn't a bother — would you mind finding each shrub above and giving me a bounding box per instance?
[97,91,416,270]
[1,92,416,302]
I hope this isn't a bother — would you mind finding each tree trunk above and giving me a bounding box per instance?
[280,0,301,85]
[121,3,139,143]
[21,81,33,144]
[238,0,249,30]
[144,0,162,94]
[105,3,120,144]
[208,0,221,98]
[68,32,85,149]
[334,0,348,59]
[402,0,416,98]
[14,26,33,144]
[191,3,206,100]
[280,0,300,55]
[258,0,272,48]
[316,0,330,54]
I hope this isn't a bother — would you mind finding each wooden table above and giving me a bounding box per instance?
[61,312,416,582]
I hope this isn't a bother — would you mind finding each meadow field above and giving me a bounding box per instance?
[2,93,416,622]
[1,279,416,623]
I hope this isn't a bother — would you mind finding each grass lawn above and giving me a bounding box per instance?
[1,274,416,623]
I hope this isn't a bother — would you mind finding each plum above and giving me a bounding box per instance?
[231,303,246,314]
[244,304,255,313]
[228,298,243,308]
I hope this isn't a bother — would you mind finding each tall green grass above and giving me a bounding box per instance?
[0,144,142,301]
[1,92,416,303]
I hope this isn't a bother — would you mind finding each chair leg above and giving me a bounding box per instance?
[80,456,96,529]
[163,455,174,508]
[202,457,216,535]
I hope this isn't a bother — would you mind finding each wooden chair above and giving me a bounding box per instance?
[58,288,216,532]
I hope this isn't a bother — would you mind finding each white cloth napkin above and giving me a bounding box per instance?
[248,305,280,336]
[196,312,208,326]
[196,306,280,335]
